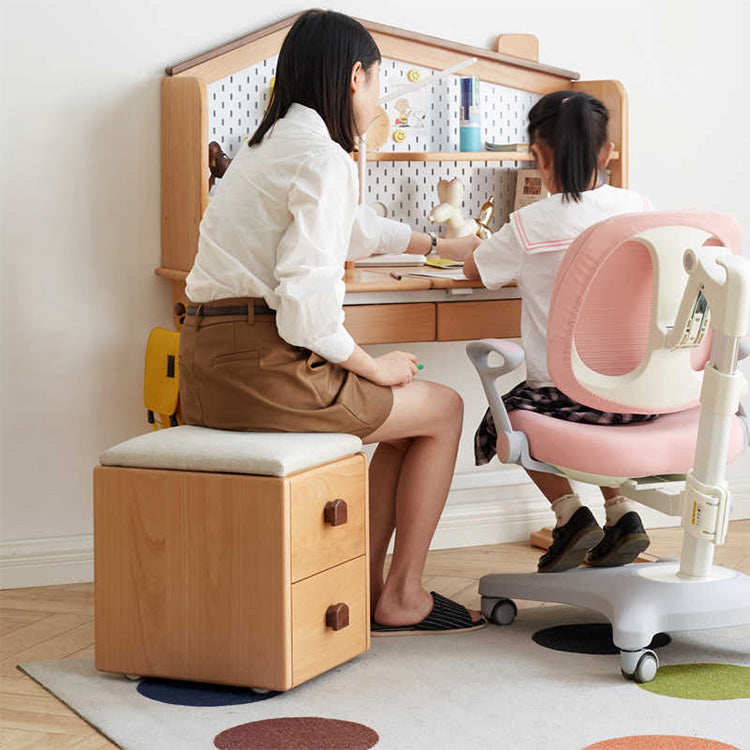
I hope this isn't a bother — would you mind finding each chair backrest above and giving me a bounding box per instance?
[547,211,742,414]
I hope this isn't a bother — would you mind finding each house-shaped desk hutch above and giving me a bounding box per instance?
[159,14,627,344]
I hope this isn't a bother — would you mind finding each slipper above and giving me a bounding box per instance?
[370,592,486,637]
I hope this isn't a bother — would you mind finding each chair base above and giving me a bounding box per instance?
[479,561,750,682]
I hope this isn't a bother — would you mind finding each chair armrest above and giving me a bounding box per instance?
[466,339,525,437]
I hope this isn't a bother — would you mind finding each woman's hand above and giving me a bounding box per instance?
[370,351,418,387]
[438,235,482,261]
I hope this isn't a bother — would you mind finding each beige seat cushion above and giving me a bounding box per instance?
[99,426,363,477]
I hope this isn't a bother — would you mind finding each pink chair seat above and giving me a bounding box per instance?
[509,406,745,478]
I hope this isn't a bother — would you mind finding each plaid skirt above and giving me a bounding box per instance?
[474,382,658,466]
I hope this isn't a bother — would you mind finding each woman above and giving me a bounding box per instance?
[180,9,483,634]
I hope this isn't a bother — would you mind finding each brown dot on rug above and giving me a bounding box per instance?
[582,735,740,750]
[213,717,379,749]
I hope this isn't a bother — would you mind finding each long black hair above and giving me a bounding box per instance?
[248,10,381,153]
[527,90,609,203]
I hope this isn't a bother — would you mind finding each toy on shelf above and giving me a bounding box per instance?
[429,178,479,238]
[475,195,495,240]
[208,141,232,189]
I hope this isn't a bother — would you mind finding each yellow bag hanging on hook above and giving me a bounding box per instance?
[144,318,182,430]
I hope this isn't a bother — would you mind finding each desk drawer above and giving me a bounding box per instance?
[289,454,367,582]
[436,300,521,341]
[292,556,368,686]
[344,303,435,344]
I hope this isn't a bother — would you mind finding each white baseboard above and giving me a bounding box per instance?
[3,474,749,589]
[0,535,94,590]
[429,468,750,550]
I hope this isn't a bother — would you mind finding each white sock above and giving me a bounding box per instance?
[604,495,639,525]
[551,493,583,527]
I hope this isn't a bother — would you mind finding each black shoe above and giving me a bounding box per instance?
[585,511,650,567]
[538,507,605,573]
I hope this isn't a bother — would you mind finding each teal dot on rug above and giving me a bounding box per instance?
[532,623,670,655]
[214,718,378,749]
[636,663,750,700]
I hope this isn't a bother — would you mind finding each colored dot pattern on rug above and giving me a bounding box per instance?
[137,678,280,706]
[583,736,739,749]
[213,717,379,749]
[531,623,670,655]
[636,663,750,701]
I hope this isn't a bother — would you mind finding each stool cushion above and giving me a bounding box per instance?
[99,426,363,477]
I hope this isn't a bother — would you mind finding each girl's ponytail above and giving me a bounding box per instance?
[527,91,609,203]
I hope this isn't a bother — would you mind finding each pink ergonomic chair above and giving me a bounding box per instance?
[467,211,750,683]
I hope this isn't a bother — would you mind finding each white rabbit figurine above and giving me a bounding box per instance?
[428,178,479,238]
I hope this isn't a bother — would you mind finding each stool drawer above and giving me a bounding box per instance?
[292,556,368,686]
[289,454,367,582]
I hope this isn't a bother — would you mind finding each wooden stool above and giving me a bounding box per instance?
[93,426,369,691]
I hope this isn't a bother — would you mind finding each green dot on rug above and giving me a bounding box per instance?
[636,663,750,700]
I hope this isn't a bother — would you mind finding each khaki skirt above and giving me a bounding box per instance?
[178,298,394,438]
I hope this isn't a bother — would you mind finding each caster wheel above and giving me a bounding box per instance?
[620,669,634,681]
[633,650,658,683]
[481,596,517,626]
[124,674,142,682]
[250,687,271,695]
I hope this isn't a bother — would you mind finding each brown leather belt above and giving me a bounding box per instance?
[186,303,275,317]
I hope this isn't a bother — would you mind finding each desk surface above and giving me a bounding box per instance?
[156,265,511,293]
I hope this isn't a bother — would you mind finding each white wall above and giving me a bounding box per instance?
[1,0,748,587]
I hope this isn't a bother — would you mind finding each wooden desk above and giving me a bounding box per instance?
[341,266,521,344]
[156,265,521,344]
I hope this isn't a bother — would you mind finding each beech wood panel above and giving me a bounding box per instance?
[291,556,369,686]
[161,77,208,271]
[167,14,578,83]
[344,303,436,344]
[290,454,367,582]
[94,467,292,689]
[496,34,539,62]
[436,300,521,341]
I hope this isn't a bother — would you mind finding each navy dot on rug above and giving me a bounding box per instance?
[532,623,671,655]
[137,678,280,706]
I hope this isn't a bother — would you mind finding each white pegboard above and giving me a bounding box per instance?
[207,56,540,231]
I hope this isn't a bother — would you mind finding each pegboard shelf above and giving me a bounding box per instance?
[354,151,619,162]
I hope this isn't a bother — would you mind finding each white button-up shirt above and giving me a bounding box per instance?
[474,184,651,387]
[186,103,410,363]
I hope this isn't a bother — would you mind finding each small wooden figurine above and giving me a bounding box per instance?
[208,141,232,189]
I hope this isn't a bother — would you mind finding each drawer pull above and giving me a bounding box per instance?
[325,603,350,631]
[324,499,348,526]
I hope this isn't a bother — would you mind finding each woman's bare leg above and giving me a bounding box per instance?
[367,438,411,609]
[364,379,480,626]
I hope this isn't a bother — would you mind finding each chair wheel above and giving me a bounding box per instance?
[482,596,517,625]
[633,650,659,683]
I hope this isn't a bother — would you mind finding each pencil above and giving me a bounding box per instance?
[389,271,403,281]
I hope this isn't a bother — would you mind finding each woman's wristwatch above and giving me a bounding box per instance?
[428,231,438,255]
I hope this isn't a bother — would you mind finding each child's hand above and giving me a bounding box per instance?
[438,235,482,261]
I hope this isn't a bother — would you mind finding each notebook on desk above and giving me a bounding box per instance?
[354,253,426,267]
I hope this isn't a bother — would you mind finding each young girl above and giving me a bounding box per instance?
[459,91,655,573]
[180,10,484,633]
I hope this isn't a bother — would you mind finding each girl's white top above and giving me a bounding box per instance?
[474,184,652,388]
[186,103,410,363]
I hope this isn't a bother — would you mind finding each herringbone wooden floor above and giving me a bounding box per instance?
[2,522,748,749]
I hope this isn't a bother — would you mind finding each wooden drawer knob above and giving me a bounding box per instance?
[324,499,348,526]
[325,603,350,631]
